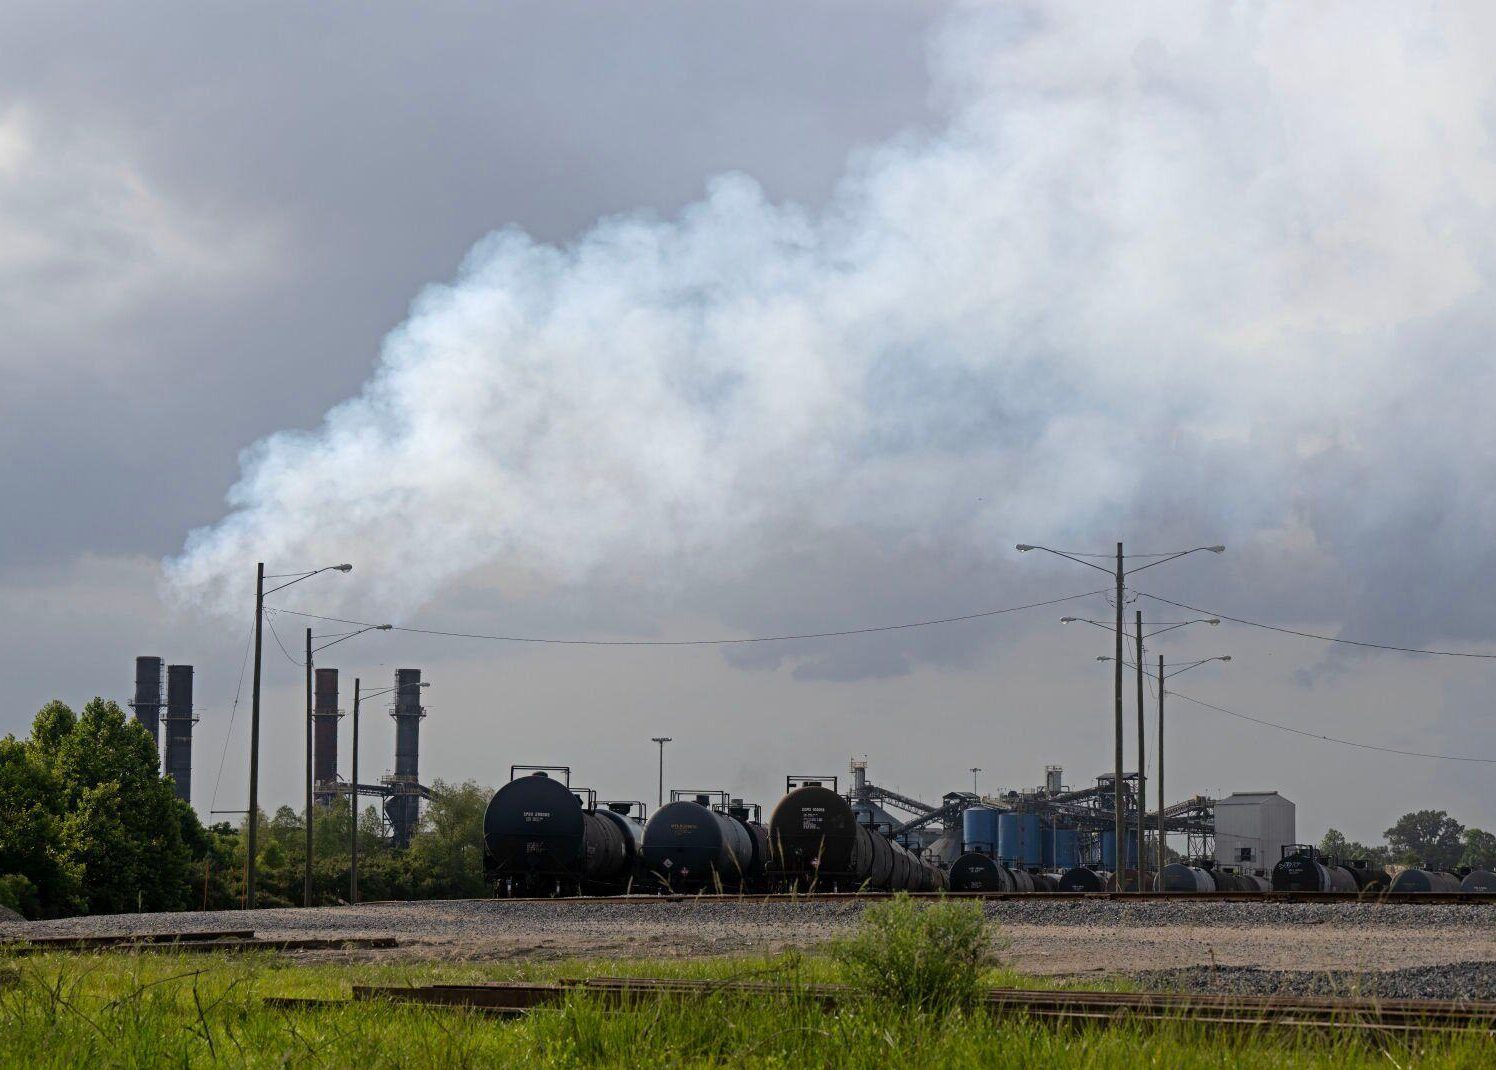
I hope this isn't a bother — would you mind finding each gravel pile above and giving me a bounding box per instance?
[1136,960,1496,1001]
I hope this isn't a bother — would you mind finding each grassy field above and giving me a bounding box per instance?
[3,898,1493,1068]
[0,948,1492,1068]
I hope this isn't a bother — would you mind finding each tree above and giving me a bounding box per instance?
[1318,828,1389,867]
[0,734,81,917]
[1461,827,1496,871]
[1384,810,1465,869]
[406,780,490,899]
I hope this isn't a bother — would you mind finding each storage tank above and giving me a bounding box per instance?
[948,852,1016,892]
[962,807,1001,855]
[1052,828,1080,871]
[1019,815,1044,867]
[1154,863,1216,893]
[1057,866,1111,893]
[1388,868,1462,893]
[1100,829,1137,870]
[1460,870,1496,893]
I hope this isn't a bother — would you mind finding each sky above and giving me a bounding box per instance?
[4,1,1496,847]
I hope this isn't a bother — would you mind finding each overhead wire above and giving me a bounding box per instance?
[1140,592,1496,659]
[263,588,1111,647]
[1166,689,1496,763]
[207,609,257,813]
[263,609,306,666]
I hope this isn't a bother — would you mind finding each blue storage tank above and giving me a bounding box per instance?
[1019,814,1043,867]
[1040,819,1054,868]
[1100,830,1138,870]
[997,813,1023,863]
[962,807,1001,855]
[1053,828,1079,870]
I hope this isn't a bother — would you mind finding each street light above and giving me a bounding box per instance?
[247,562,354,909]
[1019,542,1223,891]
[651,737,672,809]
[970,767,981,794]
[304,623,391,907]
[349,677,428,903]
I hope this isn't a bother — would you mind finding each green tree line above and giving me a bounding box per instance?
[1320,810,1496,871]
[0,698,491,919]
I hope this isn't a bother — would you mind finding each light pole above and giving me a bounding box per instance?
[651,737,672,809]
[1073,612,1218,886]
[970,767,981,794]
[1099,652,1229,874]
[247,562,351,909]
[1021,541,1222,890]
[350,678,428,902]
[304,622,391,907]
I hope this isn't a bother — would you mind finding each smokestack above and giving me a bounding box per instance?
[313,668,341,806]
[163,664,195,804]
[388,668,425,847]
[131,656,164,753]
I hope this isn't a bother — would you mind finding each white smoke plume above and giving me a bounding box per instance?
[170,2,1496,645]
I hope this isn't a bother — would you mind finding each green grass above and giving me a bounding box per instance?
[0,948,1491,1068]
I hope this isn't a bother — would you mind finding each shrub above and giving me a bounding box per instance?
[831,893,992,1011]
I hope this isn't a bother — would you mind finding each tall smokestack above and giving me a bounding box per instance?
[313,668,341,806]
[163,664,195,804]
[131,656,165,753]
[388,668,424,848]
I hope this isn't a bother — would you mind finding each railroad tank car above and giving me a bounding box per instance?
[769,784,943,891]
[1212,871,1270,893]
[643,798,760,890]
[1057,866,1112,893]
[948,855,1017,892]
[1030,871,1059,893]
[1272,851,1356,892]
[1387,868,1462,893]
[1343,861,1388,893]
[1155,863,1216,892]
[483,772,636,895]
[1461,870,1496,893]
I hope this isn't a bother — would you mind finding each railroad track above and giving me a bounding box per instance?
[0,931,398,956]
[477,890,1496,905]
[267,976,1496,1034]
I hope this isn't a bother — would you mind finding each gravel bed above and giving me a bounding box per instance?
[1136,961,1496,1001]
[2,898,1492,976]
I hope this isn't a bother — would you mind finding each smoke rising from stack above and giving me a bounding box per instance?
[167,4,1496,660]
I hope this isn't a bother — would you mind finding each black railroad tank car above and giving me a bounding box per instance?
[1057,866,1112,893]
[642,797,759,890]
[948,853,1016,892]
[768,783,943,892]
[1387,868,1463,893]
[1272,848,1356,892]
[482,771,635,896]
[1155,863,1216,893]
[1461,870,1496,893]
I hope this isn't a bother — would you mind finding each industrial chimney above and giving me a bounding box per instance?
[313,668,341,806]
[387,668,425,847]
[130,656,165,753]
[163,664,195,803]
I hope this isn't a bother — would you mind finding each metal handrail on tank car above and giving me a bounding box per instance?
[510,764,571,785]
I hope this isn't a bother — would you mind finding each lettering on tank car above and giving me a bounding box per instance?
[801,808,825,830]
[522,810,551,823]
[670,823,698,833]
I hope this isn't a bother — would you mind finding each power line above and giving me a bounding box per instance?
[1141,592,1496,659]
[263,609,306,666]
[264,588,1111,647]
[1167,689,1496,764]
[208,610,257,813]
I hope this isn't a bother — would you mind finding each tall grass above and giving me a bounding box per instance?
[0,948,1491,1068]
[830,892,991,1011]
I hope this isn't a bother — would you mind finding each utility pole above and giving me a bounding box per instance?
[351,677,360,904]
[305,628,314,908]
[651,737,671,809]
[1113,542,1124,888]
[1135,610,1146,891]
[1157,654,1165,875]
[971,767,981,794]
[247,562,264,909]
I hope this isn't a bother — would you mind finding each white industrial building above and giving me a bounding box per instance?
[1213,792,1296,876]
